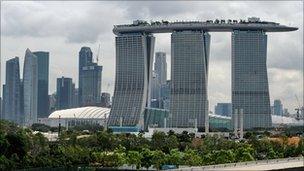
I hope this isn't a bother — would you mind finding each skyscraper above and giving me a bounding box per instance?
[78,47,93,106]
[108,33,155,128]
[23,49,38,126]
[80,63,102,106]
[100,92,111,108]
[232,30,272,129]
[273,99,283,116]
[3,57,22,124]
[33,51,49,118]
[56,77,74,110]
[154,52,167,85]
[170,31,210,128]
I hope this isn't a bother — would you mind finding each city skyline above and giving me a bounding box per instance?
[1,1,303,113]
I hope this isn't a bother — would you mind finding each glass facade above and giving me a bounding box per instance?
[3,57,22,124]
[23,49,38,126]
[169,31,210,128]
[231,30,272,129]
[80,64,102,106]
[33,51,49,118]
[108,33,155,128]
[56,77,74,110]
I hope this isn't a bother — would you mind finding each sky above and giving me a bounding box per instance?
[1,1,303,113]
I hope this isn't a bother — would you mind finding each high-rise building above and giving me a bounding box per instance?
[108,33,155,128]
[78,47,93,106]
[154,52,167,85]
[273,99,283,116]
[49,93,56,114]
[100,92,111,108]
[56,77,74,110]
[170,31,210,128]
[214,103,232,116]
[80,63,102,106]
[151,71,161,101]
[23,49,38,126]
[2,57,22,124]
[232,30,272,129]
[33,51,49,118]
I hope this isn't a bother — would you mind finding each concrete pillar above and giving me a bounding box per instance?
[234,109,238,138]
[239,109,244,139]
[205,112,209,133]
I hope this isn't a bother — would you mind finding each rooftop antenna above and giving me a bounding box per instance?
[96,43,101,64]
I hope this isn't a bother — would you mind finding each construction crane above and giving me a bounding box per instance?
[96,44,101,64]
[295,95,303,120]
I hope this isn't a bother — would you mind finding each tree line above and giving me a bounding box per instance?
[0,120,303,170]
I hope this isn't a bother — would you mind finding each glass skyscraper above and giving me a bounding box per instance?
[154,52,167,85]
[3,57,22,124]
[56,77,74,110]
[33,51,49,118]
[78,47,93,106]
[170,31,210,128]
[23,49,38,126]
[80,63,102,106]
[108,33,155,128]
[273,99,283,116]
[231,30,272,129]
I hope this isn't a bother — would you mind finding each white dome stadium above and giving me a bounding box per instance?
[48,106,110,119]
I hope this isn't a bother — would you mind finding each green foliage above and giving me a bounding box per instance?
[31,123,51,132]
[0,120,303,169]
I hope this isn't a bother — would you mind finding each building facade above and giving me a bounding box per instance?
[56,77,74,110]
[33,51,49,118]
[3,57,22,124]
[100,92,111,108]
[170,31,210,128]
[214,103,232,117]
[231,30,272,129]
[108,33,155,128]
[78,47,93,107]
[80,63,102,106]
[23,49,38,126]
[273,99,283,116]
[154,52,167,85]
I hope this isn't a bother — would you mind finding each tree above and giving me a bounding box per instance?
[127,151,142,169]
[141,148,153,169]
[166,149,183,167]
[182,149,202,166]
[31,123,51,132]
[151,150,166,170]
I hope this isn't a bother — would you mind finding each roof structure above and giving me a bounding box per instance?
[113,18,298,35]
[48,106,110,119]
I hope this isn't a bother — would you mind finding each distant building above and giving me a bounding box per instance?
[100,92,111,108]
[33,51,49,118]
[154,52,167,85]
[80,63,102,106]
[151,71,161,107]
[273,99,283,116]
[214,103,232,117]
[56,77,74,110]
[72,87,79,108]
[78,47,102,106]
[49,93,56,114]
[3,57,22,124]
[23,49,38,126]
[283,108,289,116]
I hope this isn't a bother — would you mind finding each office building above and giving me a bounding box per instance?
[100,92,111,108]
[151,71,161,102]
[23,49,38,126]
[2,57,22,124]
[78,47,93,106]
[33,51,49,118]
[56,77,74,110]
[80,63,102,106]
[232,30,272,129]
[108,33,155,128]
[273,99,283,116]
[170,31,210,128]
[214,103,232,117]
[154,52,167,85]
[49,93,56,114]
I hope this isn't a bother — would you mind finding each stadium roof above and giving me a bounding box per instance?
[48,107,110,119]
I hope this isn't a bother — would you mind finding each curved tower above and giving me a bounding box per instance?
[169,31,210,128]
[108,33,155,128]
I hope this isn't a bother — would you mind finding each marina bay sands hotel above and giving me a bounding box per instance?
[108,17,298,131]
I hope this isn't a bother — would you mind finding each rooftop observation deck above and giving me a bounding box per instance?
[113,17,298,35]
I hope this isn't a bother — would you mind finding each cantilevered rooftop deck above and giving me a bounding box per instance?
[113,18,298,34]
